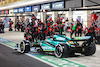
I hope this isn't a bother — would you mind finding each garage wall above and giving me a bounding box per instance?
[85,0,100,7]
[73,11,84,22]
[65,0,82,9]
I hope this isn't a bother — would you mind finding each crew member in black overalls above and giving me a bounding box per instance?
[75,20,83,37]
[0,20,5,33]
[42,24,46,40]
[56,17,63,35]
[30,18,35,42]
[34,26,38,41]
[38,21,44,40]
[25,19,31,28]
[15,19,20,31]
[20,20,25,32]
[9,19,13,31]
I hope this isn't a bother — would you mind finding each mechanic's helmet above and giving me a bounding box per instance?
[71,23,73,25]
[26,28,29,30]
[26,18,29,22]
[89,28,93,33]
[90,25,93,28]
[94,22,96,25]
[86,27,89,30]
[38,25,40,27]
[77,20,80,23]
[9,19,11,22]
[31,18,35,20]
[43,23,45,26]
[25,28,29,32]
[39,19,41,21]
[36,27,38,29]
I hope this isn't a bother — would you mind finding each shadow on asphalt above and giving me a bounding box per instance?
[12,52,24,55]
[12,51,85,58]
[69,54,81,57]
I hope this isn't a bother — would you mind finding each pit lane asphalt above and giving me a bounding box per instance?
[0,43,52,67]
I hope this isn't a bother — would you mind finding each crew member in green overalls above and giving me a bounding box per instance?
[70,23,76,38]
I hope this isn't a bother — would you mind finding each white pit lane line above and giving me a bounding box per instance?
[25,53,58,67]
[65,58,90,67]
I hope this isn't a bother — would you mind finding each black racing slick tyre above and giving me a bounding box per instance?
[84,43,96,56]
[20,40,30,53]
[54,44,69,58]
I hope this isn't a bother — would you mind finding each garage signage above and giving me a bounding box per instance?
[5,10,9,14]
[52,1,64,9]
[32,5,40,11]
[19,7,25,13]
[2,11,4,14]
[13,8,18,13]
[0,11,2,14]
[0,10,9,14]
[25,6,31,12]
[41,3,50,9]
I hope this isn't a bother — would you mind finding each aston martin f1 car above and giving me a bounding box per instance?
[15,35,96,58]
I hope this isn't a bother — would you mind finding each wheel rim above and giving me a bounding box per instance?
[55,44,63,58]
[20,41,25,53]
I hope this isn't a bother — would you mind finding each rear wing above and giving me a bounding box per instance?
[70,36,91,41]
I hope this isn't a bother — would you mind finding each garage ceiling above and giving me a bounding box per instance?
[0,0,61,10]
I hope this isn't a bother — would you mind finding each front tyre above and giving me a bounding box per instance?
[20,40,30,53]
[54,44,69,58]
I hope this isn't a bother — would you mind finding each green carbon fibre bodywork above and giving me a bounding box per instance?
[40,35,71,51]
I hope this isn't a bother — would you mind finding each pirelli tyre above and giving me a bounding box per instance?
[20,40,30,53]
[96,36,100,44]
[84,42,96,56]
[54,44,69,58]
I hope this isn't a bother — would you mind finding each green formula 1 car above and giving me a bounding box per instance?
[15,35,96,58]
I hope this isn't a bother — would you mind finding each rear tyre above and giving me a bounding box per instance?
[70,52,75,56]
[84,43,96,56]
[20,40,30,53]
[96,36,100,44]
[54,44,69,58]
